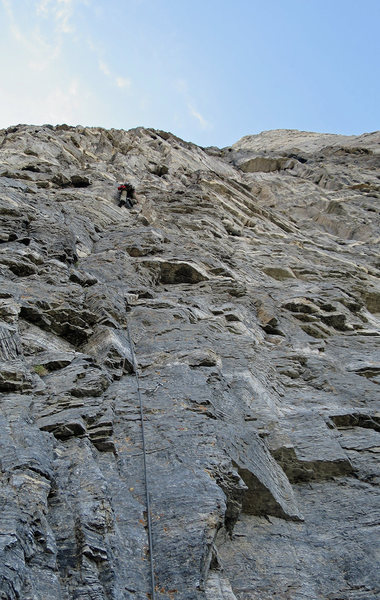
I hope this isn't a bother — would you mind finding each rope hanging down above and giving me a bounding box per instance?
[0,321,156,594]
[126,320,156,600]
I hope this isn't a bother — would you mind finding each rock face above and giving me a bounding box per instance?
[0,124,379,600]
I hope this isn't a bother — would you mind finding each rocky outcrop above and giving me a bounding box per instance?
[0,124,379,599]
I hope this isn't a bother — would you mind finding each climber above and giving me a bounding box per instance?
[117,183,136,208]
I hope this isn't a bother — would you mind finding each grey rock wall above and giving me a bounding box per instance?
[0,124,379,600]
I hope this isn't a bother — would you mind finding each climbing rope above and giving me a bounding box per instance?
[0,321,156,594]
[126,320,156,600]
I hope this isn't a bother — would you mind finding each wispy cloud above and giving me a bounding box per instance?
[36,0,79,34]
[175,78,211,130]
[89,37,132,90]
[98,59,111,77]
[116,76,131,89]
[3,0,130,88]
[2,0,64,71]
[36,0,51,14]
[2,0,25,42]
[0,1,95,126]
[187,103,209,129]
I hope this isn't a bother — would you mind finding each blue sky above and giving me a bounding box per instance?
[0,0,379,147]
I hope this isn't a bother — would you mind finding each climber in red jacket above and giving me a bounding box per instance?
[117,183,136,208]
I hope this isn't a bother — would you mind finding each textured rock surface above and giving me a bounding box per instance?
[0,124,379,599]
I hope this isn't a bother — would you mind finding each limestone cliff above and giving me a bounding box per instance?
[0,124,379,600]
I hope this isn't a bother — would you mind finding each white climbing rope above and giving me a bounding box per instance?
[126,320,156,600]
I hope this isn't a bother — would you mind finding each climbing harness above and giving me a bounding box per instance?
[117,183,135,209]
[126,320,156,600]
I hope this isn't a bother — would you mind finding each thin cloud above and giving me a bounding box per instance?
[2,0,23,42]
[89,38,132,90]
[36,0,52,15]
[99,59,111,77]
[36,0,79,34]
[187,103,209,130]
[28,28,63,71]
[4,3,130,91]
[55,0,75,34]
[2,0,63,71]
[175,77,211,130]
[116,77,131,89]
